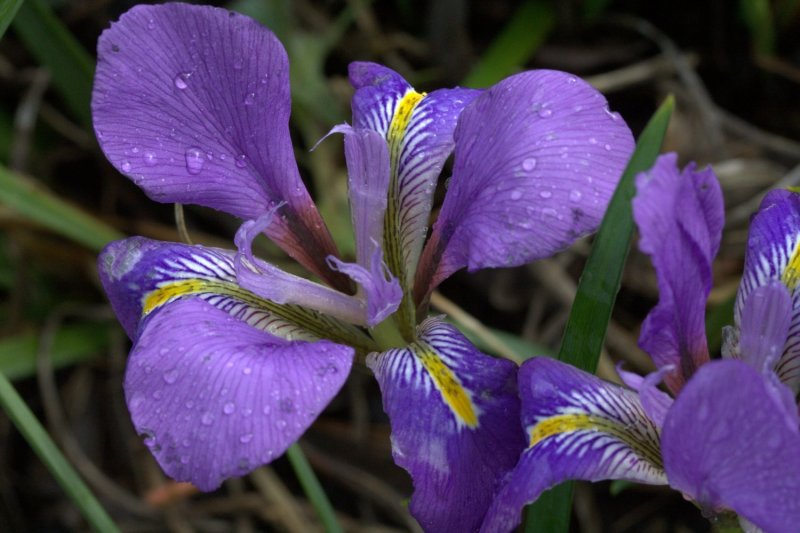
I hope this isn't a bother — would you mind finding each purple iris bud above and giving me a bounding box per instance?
[92,3,633,529]
[483,155,800,533]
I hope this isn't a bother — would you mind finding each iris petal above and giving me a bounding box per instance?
[481,358,666,532]
[736,189,800,392]
[349,62,481,287]
[633,154,723,394]
[417,70,634,299]
[126,298,354,491]
[367,318,523,533]
[661,360,800,532]
[98,237,373,349]
[92,4,344,287]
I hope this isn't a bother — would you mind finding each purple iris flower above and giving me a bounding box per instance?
[92,3,633,530]
[482,154,800,532]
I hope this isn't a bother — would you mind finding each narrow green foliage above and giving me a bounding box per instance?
[286,444,344,533]
[740,0,776,56]
[463,0,554,88]
[13,0,94,127]
[0,164,123,251]
[525,96,675,532]
[0,0,24,40]
[706,292,736,354]
[0,323,110,381]
[0,371,120,532]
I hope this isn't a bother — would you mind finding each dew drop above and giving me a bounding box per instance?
[185,400,194,409]
[542,208,558,219]
[243,367,252,375]
[569,190,582,202]
[152,390,162,400]
[604,143,612,151]
[180,456,190,464]
[185,147,205,175]
[539,190,552,199]
[147,19,155,30]
[223,402,236,415]
[567,76,577,84]
[235,154,248,168]
[120,160,132,172]
[243,92,256,106]
[510,189,523,201]
[163,369,178,384]
[173,72,190,90]
[522,158,537,172]
[589,137,598,145]
[233,57,244,69]
[143,151,158,166]
[240,433,253,444]
[262,405,271,415]
[538,108,553,118]
[201,412,215,425]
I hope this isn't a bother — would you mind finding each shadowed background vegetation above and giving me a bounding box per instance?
[1,0,798,531]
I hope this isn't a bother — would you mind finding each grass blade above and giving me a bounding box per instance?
[0,323,110,381]
[286,444,343,533]
[524,95,675,532]
[12,0,94,127]
[0,371,120,532]
[0,164,123,251]
[463,0,554,88]
[0,0,24,40]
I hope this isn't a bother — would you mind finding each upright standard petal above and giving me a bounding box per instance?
[736,282,792,374]
[98,237,373,349]
[366,318,523,532]
[416,70,634,298]
[633,154,723,394]
[736,189,800,392]
[92,4,344,287]
[481,358,666,532]
[126,298,354,491]
[661,360,800,532]
[349,62,481,285]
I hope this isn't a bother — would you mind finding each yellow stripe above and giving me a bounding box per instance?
[528,413,663,468]
[416,344,478,428]
[782,241,800,289]
[142,279,260,316]
[387,90,425,158]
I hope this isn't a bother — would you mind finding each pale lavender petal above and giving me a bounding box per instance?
[125,298,354,491]
[617,364,674,428]
[417,70,634,297]
[327,251,401,327]
[736,281,792,374]
[633,154,723,394]
[736,189,800,392]
[662,360,800,532]
[97,237,370,347]
[481,357,666,532]
[350,62,481,284]
[93,4,344,288]
[367,318,524,532]
[233,212,368,325]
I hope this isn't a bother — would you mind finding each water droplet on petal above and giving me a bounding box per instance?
[510,189,523,201]
[163,369,178,384]
[180,456,190,464]
[147,19,155,30]
[223,402,236,415]
[185,400,194,409]
[522,158,537,172]
[240,433,253,444]
[542,208,558,219]
[243,92,256,106]
[235,154,248,168]
[567,76,577,84]
[201,412,215,425]
[233,57,244,69]
[120,160,132,172]
[604,143,612,151]
[262,405,271,415]
[539,190,552,199]
[143,151,158,166]
[243,367,252,375]
[173,72,190,90]
[185,147,205,175]
[538,108,553,118]
[152,390,162,400]
[589,137,598,145]
[569,190,582,202]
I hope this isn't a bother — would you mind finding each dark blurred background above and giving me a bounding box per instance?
[1,0,798,531]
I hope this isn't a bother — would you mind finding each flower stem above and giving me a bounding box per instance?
[370,316,409,350]
[286,443,343,533]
